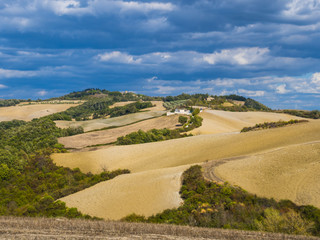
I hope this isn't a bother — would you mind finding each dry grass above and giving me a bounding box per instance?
[191,110,305,135]
[109,101,135,108]
[0,103,79,121]
[60,165,189,220]
[55,101,166,132]
[0,216,316,240]
[214,142,320,208]
[58,115,180,149]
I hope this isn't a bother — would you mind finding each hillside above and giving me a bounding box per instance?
[1,89,320,238]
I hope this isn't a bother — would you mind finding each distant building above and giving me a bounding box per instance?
[206,97,214,101]
[167,108,191,116]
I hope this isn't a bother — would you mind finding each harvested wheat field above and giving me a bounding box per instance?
[53,121,320,175]
[52,117,319,220]
[191,110,304,135]
[214,142,320,208]
[60,165,189,220]
[58,115,180,149]
[55,101,166,132]
[0,103,79,121]
[2,217,313,240]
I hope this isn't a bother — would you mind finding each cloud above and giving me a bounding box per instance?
[203,47,270,65]
[275,84,290,94]
[311,72,320,84]
[0,68,37,78]
[39,0,175,16]
[37,90,47,96]
[97,51,142,64]
[0,84,8,89]
[238,89,265,97]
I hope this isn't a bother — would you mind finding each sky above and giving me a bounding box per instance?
[0,0,319,110]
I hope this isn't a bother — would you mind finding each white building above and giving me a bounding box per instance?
[167,108,191,116]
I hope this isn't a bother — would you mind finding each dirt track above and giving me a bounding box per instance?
[2,216,315,240]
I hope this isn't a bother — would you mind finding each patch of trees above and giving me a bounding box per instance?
[225,94,247,101]
[241,119,309,132]
[50,88,159,102]
[0,99,22,107]
[0,117,129,218]
[116,109,203,145]
[109,101,153,118]
[116,129,191,145]
[163,100,189,110]
[124,165,320,237]
[244,98,271,111]
[277,110,320,119]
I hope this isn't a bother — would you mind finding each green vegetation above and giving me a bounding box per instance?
[124,165,320,237]
[116,108,203,145]
[277,110,320,119]
[178,116,188,125]
[241,119,309,132]
[50,88,159,101]
[0,99,22,107]
[116,129,191,145]
[0,117,129,218]
[163,100,189,110]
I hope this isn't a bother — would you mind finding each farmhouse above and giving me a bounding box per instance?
[167,108,191,116]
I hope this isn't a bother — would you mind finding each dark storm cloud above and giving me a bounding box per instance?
[0,0,319,109]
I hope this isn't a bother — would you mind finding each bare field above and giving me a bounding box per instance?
[1,216,313,240]
[214,142,320,208]
[191,110,304,135]
[58,115,180,149]
[0,103,79,121]
[55,101,166,132]
[53,121,319,174]
[60,165,189,220]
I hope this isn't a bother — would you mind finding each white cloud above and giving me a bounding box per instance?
[39,0,174,16]
[37,90,48,96]
[283,0,320,20]
[276,84,290,94]
[98,51,142,64]
[238,89,265,97]
[311,72,320,84]
[203,47,270,65]
[0,68,37,78]
[0,84,8,89]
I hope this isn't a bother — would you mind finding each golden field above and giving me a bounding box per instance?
[52,109,320,220]
[0,102,79,121]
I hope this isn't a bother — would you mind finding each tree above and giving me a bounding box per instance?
[179,116,188,125]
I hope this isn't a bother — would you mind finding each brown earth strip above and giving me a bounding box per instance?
[58,115,180,149]
[1,216,317,240]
